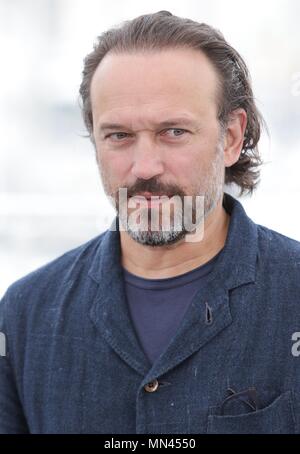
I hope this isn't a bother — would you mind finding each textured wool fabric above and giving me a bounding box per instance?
[1,193,300,434]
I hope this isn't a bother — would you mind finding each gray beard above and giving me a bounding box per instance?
[119,150,224,247]
[102,138,225,247]
[125,224,186,247]
[119,190,220,247]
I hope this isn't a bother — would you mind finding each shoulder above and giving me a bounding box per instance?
[256,223,300,265]
[0,231,107,327]
[254,223,300,296]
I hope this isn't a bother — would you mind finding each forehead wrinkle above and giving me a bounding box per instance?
[97,115,200,133]
[91,49,221,134]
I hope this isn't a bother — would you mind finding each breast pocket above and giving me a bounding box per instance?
[207,390,295,434]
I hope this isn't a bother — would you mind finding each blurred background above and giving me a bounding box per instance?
[0,0,300,297]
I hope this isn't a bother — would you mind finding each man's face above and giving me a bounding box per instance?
[90,48,225,246]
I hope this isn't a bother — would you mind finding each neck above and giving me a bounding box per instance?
[120,195,230,279]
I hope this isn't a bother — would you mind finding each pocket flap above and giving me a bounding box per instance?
[207,390,295,434]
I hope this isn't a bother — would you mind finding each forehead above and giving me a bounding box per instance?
[90,48,219,127]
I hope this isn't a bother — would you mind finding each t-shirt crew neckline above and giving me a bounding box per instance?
[122,247,224,290]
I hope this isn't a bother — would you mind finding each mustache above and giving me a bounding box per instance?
[119,178,186,199]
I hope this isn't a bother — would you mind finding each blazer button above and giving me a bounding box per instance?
[144,379,159,393]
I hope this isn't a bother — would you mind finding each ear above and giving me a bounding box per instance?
[223,108,247,167]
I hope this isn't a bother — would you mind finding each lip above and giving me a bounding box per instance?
[133,192,166,199]
[129,193,169,208]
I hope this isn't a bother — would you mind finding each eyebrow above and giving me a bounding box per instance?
[98,117,198,133]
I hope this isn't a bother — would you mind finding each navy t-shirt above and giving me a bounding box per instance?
[123,249,223,365]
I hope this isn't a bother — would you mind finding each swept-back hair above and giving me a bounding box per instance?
[79,10,265,194]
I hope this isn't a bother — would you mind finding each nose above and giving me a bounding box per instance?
[130,134,165,180]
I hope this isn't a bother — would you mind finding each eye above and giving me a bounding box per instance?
[104,132,131,141]
[162,128,188,138]
[104,128,188,142]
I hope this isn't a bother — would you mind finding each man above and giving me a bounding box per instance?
[0,10,300,434]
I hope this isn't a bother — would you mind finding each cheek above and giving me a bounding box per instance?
[98,151,131,179]
[165,145,219,192]
[165,156,200,193]
[165,146,208,179]
[167,155,192,175]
